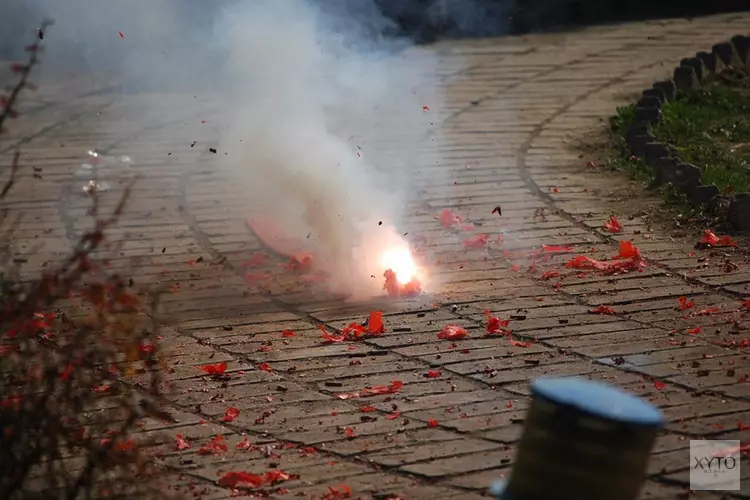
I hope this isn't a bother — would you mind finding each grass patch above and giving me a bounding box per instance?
[610,69,750,194]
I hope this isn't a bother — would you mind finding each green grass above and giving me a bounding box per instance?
[610,69,750,194]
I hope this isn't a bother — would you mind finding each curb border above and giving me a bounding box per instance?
[624,34,750,231]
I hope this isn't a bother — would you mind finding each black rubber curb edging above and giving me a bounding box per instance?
[624,34,750,231]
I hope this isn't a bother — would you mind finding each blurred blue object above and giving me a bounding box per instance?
[489,377,664,500]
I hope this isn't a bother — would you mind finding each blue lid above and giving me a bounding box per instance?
[531,377,663,427]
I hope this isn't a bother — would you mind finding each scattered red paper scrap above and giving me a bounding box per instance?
[285,253,314,272]
[236,436,254,450]
[653,381,666,390]
[617,240,641,259]
[679,297,695,310]
[422,105,430,111]
[366,310,385,333]
[257,362,273,372]
[360,406,377,413]
[484,310,510,334]
[427,419,439,428]
[603,215,623,233]
[542,244,574,253]
[687,326,702,335]
[201,361,227,375]
[218,471,265,489]
[386,411,401,420]
[696,307,720,316]
[540,270,561,280]
[463,234,489,249]
[345,427,357,438]
[509,339,531,348]
[438,324,469,340]
[221,407,240,422]
[319,325,347,343]
[439,209,462,229]
[319,310,386,343]
[199,435,228,455]
[175,434,191,451]
[322,485,353,499]
[425,370,442,378]
[699,229,738,248]
[281,329,296,337]
[590,305,616,315]
[335,380,404,399]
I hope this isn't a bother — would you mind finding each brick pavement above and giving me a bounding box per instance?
[2,12,750,499]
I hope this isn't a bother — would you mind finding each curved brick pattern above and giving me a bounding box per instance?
[3,12,750,499]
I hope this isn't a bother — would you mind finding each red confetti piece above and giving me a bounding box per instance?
[439,209,462,229]
[257,362,272,372]
[463,234,489,249]
[438,324,469,340]
[323,485,352,499]
[509,339,531,348]
[542,244,574,253]
[540,270,561,280]
[201,361,227,375]
[427,419,439,428]
[484,310,510,334]
[175,434,191,451]
[218,471,265,488]
[590,305,616,315]
[696,307,720,316]
[653,381,666,390]
[345,427,357,438]
[335,380,404,399]
[236,436,254,450]
[603,215,623,233]
[360,406,377,412]
[699,229,737,248]
[221,407,240,422]
[281,329,296,337]
[687,326,702,335]
[199,435,228,455]
[679,297,695,310]
[425,370,442,378]
[386,411,401,420]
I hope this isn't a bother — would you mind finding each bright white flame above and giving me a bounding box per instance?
[380,246,418,284]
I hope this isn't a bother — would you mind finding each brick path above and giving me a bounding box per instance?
[2,12,750,499]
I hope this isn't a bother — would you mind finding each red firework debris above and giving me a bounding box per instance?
[281,329,296,337]
[220,407,240,422]
[200,361,227,375]
[175,434,191,451]
[284,253,314,272]
[319,311,386,343]
[345,427,357,438]
[463,234,489,249]
[509,339,531,348]
[679,297,695,310]
[590,305,616,315]
[603,215,623,233]
[383,269,422,298]
[437,324,469,340]
[698,229,737,248]
[335,380,404,399]
[360,406,377,412]
[427,419,439,428]
[540,270,561,280]
[199,435,228,455]
[439,209,462,229]
[484,310,510,334]
[653,381,666,390]
[541,244,574,253]
[687,326,702,335]
[257,362,273,372]
[425,370,442,378]
[386,411,401,420]
[696,307,720,316]
[217,471,266,489]
[322,484,353,499]
[236,436,255,450]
